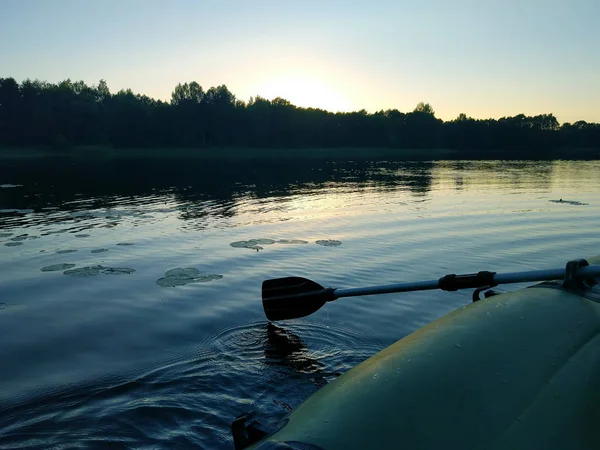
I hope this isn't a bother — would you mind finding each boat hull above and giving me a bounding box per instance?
[249,257,600,450]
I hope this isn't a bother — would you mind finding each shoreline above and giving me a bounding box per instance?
[0,146,598,160]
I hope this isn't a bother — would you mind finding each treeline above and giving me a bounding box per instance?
[0,77,599,152]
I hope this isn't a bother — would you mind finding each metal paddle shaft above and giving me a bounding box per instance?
[262,263,600,321]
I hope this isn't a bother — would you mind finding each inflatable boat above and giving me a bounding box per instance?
[234,257,600,450]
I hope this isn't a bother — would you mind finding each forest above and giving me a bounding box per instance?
[0,77,598,153]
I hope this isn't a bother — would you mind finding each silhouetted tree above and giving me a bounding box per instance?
[0,77,598,154]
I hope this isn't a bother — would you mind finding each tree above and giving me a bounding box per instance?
[413,102,435,116]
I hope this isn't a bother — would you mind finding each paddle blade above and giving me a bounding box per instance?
[262,277,336,321]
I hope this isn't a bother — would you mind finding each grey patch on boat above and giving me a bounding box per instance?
[63,265,135,277]
[277,239,309,245]
[5,242,23,247]
[316,239,343,247]
[0,233,12,238]
[56,249,78,254]
[0,184,23,188]
[41,263,76,272]
[549,199,588,206]
[157,268,223,287]
[75,234,90,238]
[116,242,135,246]
[91,248,109,253]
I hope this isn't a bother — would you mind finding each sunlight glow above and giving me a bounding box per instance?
[257,74,354,112]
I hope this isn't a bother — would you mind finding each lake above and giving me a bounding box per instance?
[0,152,598,449]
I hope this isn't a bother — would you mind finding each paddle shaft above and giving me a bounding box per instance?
[332,265,600,300]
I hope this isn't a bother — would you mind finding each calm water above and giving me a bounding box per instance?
[0,155,599,449]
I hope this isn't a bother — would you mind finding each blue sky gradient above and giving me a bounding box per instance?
[1,0,598,122]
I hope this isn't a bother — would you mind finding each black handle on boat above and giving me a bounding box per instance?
[262,264,600,321]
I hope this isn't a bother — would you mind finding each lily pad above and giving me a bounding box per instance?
[5,242,23,247]
[63,265,136,277]
[165,267,200,278]
[91,248,109,253]
[102,267,136,275]
[64,265,105,277]
[316,239,343,247]
[549,199,588,206]
[116,242,135,246]
[277,239,309,245]
[56,249,78,254]
[253,239,276,245]
[230,240,258,248]
[157,268,223,287]
[41,263,76,272]
[230,238,276,249]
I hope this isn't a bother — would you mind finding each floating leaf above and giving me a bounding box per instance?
[253,239,276,245]
[56,249,78,254]
[102,267,136,275]
[41,263,76,272]
[116,242,135,246]
[157,268,223,287]
[91,248,109,253]
[5,242,23,247]
[165,267,200,278]
[63,265,135,277]
[230,240,257,248]
[64,265,105,277]
[316,239,343,247]
[277,239,309,245]
[549,199,588,206]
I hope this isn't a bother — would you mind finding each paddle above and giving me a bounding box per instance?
[262,262,600,321]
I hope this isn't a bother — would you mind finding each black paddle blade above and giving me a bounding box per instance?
[262,276,336,321]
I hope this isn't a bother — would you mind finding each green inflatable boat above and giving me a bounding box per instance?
[234,257,600,450]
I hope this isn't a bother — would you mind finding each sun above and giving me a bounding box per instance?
[257,74,354,112]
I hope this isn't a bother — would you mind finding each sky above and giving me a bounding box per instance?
[1,0,599,122]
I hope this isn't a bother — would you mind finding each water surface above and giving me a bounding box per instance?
[0,155,598,449]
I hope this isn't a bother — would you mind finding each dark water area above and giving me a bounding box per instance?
[0,153,599,449]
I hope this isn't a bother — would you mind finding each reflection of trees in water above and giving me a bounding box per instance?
[432,160,555,192]
[263,323,324,376]
[0,156,560,229]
